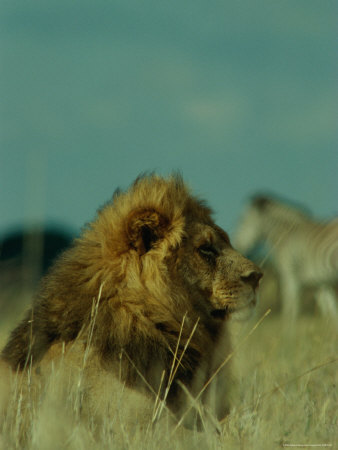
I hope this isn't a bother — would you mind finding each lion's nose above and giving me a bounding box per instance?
[240,269,263,290]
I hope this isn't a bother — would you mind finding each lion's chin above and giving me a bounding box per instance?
[231,297,257,321]
[210,297,257,321]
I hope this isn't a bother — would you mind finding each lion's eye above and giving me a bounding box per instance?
[197,244,218,262]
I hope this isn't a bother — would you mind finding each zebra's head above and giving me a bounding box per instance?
[233,194,312,258]
[233,195,270,256]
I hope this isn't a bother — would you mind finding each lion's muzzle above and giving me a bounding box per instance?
[210,253,263,320]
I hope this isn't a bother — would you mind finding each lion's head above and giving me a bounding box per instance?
[87,174,262,324]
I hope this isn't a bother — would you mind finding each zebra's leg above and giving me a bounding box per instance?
[279,269,301,320]
[316,285,337,318]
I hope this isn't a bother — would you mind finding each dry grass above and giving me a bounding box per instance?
[0,290,337,450]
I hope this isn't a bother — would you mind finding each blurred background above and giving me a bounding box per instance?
[0,1,337,296]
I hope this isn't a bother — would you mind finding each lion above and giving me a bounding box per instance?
[1,174,262,430]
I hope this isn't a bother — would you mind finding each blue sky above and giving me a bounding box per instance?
[1,0,337,240]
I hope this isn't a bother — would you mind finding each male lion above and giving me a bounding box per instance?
[1,174,262,428]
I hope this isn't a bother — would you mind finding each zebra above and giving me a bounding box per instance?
[233,195,338,320]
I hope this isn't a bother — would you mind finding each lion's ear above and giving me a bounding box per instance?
[126,209,169,255]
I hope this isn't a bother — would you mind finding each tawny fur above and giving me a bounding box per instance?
[1,174,262,425]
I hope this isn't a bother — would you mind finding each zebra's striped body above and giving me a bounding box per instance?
[234,196,338,319]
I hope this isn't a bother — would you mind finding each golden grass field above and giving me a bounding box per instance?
[0,281,337,450]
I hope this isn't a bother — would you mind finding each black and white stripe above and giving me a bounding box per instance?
[233,195,338,319]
